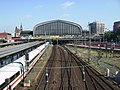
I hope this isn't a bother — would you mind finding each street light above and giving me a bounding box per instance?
[97,44,101,65]
[44,30,46,43]
[84,30,87,49]
[104,28,110,43]
[74,38,77,54]
[88,22,91,62]
[104,43,107,58]
[111,43,115,57]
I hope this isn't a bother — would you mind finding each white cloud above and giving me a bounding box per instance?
[24,14,32,20]
[60,13,70,18]
[62,1,75,8]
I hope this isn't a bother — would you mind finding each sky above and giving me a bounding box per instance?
[0,0,120,36]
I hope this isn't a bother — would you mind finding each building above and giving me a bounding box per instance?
[89,21,105,36]
[33,20,83,38]
[113,21,120,32]
[0,32,12,42]
[82,30,89,37]
[12,37,21,41]
[15,24,23,37]
[20,30,33,39]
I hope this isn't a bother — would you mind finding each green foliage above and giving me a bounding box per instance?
[104,31,112,38]
[104,31,119,42]
[116,27,120,36]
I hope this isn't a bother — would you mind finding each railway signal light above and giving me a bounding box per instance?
[105,68,110,77]
[45,67,48,83]
[82,66,85,81]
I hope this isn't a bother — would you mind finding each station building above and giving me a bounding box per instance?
[33,20,83,38]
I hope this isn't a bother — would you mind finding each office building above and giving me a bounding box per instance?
[89,21,105,36]
[113,21,120,32]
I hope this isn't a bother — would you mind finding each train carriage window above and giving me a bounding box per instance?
[0,82,6,90]
[10,71,20,81]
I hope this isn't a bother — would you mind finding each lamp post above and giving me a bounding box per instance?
[45,67,48,90]
[104,43,107,58]
[88,22,91,62]
[112,43,115,57]
[84,30,87,49]
[75,39,77,54]
[97,44,101,65]
[24,53,29,81]
[73,36,77,54]
[104,28,110,42]
[44,30,46,43]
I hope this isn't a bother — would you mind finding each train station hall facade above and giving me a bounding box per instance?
[33,20,83,38]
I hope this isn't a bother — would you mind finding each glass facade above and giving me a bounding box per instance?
[89,21,105,35]
[33,20,82,37]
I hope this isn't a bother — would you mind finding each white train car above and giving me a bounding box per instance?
[0,62,23,90]
[115,71,120,84]
[0,42,49,90]
[27,42,48,70]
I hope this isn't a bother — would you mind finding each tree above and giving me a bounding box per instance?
[104,31,112,42]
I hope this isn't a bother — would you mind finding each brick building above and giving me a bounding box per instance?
[0,32,12,42]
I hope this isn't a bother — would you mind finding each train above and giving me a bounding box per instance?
[0,42,49,90]
[79,41,120,49]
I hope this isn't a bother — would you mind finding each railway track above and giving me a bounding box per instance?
[35,45,56,90]
[34,45,119,90]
